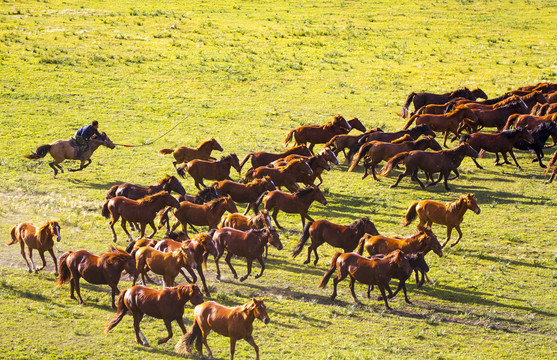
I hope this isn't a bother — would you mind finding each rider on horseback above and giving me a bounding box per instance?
[74,120,105,159]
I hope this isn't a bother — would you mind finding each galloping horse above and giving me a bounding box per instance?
[324,127,383,162]
[504,113,557,131]
[7,220,61,275]
[213,227,283,281]
[102,191,180,242]
[242,158,314,193]
[210,177,277,215]
[544,150,557,184]
[239,144,312,171]
[159,138,223,168]
[469,99,529,131]
[177,154,241,189]
[269,148,339,187]
[292,217,379,265]
[176,298,270,360]
[403,194,481,247]
[24,132,115,177]
[282,115,352,153]
[220,210,275,259]
[513,121,557,167]
[257,187,328,229]
[105,284,204,346]
[134,244,197,287]
[179,186,220,205]
[105,175,186,200]
[401,87,485,118]
[57,246,136,308]
[347,117,367,132]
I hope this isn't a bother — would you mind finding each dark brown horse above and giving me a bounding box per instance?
[210,177,277,215]
[159,138,223,168]
[105,284,204,346]
[257,187,328,229]
[105,175,186,200]
[468,99,529,131]
[176,298,270,360]
[242,158,314,193]
[7,220,61,275]
[239,144,312,171]
[213,228,283,281]
[379,143,479,191]
[460,127,534,169]
[292,217,379,265]
[401,87,485,118]
[347,117,367,132]
[57,246,136,308]
[282,115,352,153]
[178,186,220,205]
[177,154,241,189]
[102,191,180,242]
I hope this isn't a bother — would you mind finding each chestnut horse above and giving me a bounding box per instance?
[257,187,328,229]
[7,220,61,275]
[403,194,481,247]
[177,153,241,189]
[468,99,529,131]
[544,150,557,184]
[101,191,180,242]
[23,132,115,177]
[57,246,136,308]
[242,158,314,193]
[105,284,204,346]
[460,127,534,169]
[134,244,197,288]
[176,298,269,360]
[159,138,223,168]
[210,177,277,215]
[239,144,312,171]
[213,228,283,281]
[282,115,352,153]
[504,112,557,131]
[269,148,339,187]
[324,127,383,162]
[220,210,275,259]
[319,250,413,310]
[347,117,367,133]
[292,217,379,265]
[401,87,485,118]
[178,186,220,205]
[105,175,186,200]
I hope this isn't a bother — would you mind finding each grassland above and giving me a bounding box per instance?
[0,0,556,359]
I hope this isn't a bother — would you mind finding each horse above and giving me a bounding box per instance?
[324,127,383,162]
[460,127,534,169]
[105,175,186,200]
[319,250,413,310]
[401,87,484,118]
[292,217,379,265]
[348,136,443,181]
[176,298,269,360]
[101,191,180,242]
[57,246,136,308]
[543,150,557,184]
[213,227,282,281]
[23,132,115,177]
[220,210,275,259]
[282,115,352,153]
[378,143,479,191]
[468,99,529,131]
[178,186,220,205]
[513,121,557,167]
[7,220,61,275]
[210,177,277,215]
[347,117,367,132]
[256,187,328,229]
[242,158,314,193]
[105,284,204,346]
[158,138,223,168]
[504,113,557,131]
[239,144,312,172]
[403,194,481,248]
[177,154,241,189]
[134,244,197,288]
[268,148,339,187]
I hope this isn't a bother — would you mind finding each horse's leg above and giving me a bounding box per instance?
[271,209,282,229]
[177,316,187,335]
[225,252,238,279]
[240,258,253,282]
[443,131,449,148]
[37,250,47,271]
[400,281,411,304]
[378,285,392,310]
[348,276,362,305]
[110,285,119,309]
[214,250,223,280]
[412,171,426,189]
[546,171,557,184]
[73,276,85,304]
[200,328,213,359]
[157,319,174,344]
[55,163,64,173]
[49,162,59,177]
[27,248,38,273]
[508,150,522,169]
[133,313,149,346]
[471,157,483,169]
[442,171,451,191]
[180,268,194,283]
[447,169,460,181]
[196,267,211,297]
[245,335,260,360]
[109,213,119,242]
[254,256,265,279]
[313,247,320,266]
[534,149,546,168]
[390,173,406,188]
[188,223,199,234]
[441,226,453,248]
[120,219,134,242]
[48,249,58,275]
[146,220,157,239]
[70,278,77,300]
[451,226,463,247]
[19,243,33,273]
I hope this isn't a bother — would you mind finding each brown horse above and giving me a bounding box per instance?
[239,144,312,171]
[347,117,367,132]
[379,143,479,191]
[177,154,241,189]
[544,150,557,184]
[105,175,186,200]
[159,138,223,168]
[102,191,180,242]
[292,217,379,265]
[213,228,283,281]
[357,228,444,258]
[460,127,534,169]
[257,187,328,229]
[401,87,485,118]
[468,99,529,131]
[24,132,115,177]
[242,158,314,193]
[7,220,61,275]
[176,298,269,360]
[403,194,481,247]
[282,115,352,153]
[134,244,197,287]
[105,284,204,346]
[220,210,274,231]
[504,113,557,131]
[319,250,413,310]
[324,127,383,162]
[57,246,136,308]
[210,177,277,215]
[269,148,339,187]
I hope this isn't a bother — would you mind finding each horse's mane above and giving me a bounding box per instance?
[447,196,466,213]
[157,174,174,185]
[206,196,229,209]
[137,191,168,204]
[498,128,521,138]
[295,187,315,198]
[493,95,520,107]
[37,220,56,234]
[218,153,237,162]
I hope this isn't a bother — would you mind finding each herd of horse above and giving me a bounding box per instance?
[12,81,557,358]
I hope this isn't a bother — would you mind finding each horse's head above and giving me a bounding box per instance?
[359,217,379,236]
[415,124,436,138]
[464,193,481,215]
[471,88,488,100]
[348,117,366,132]
[179,244,197,269]
[389,250,413,278]
[320,148,339,166]
[259,209,274,230]
[290,159,313,177]
[517,127,535,144]
[332,115,352,132]
[48,220,61,242]
[221,195,238,213]
[228,153,242,174]
[198,233,219,257]
[166,175,186,196]
[163,192,181,209]
[311,187,328,206]
[184,284,204,305]
[210,138,224,152]
[426,136,443,151]
[407,252,429,273]
[462,143,479,159]
[249,298,270,325]
[266,228,283,250]
[418,228,443,257]
[97,132,116,149]
[261,176,277,192]
[313,154,331,171]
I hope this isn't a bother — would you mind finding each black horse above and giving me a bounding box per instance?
[514,121,557,168]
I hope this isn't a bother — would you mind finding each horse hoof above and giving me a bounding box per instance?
[55,272,59,277]
[254,274,262,279]
[303,260,310,265]
[240,276,248,282]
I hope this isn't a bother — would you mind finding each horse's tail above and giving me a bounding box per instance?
[105,185,119,199]
[104,289,129,333]
[318,252,341,288]
[158,206,174,230]
[282,129,296,148]
[175,318,203,356]
[378,152,409,177]
[239,153,254,172]
[292,221,313,258]
[253,191,268,213]
[176,164,187,178]
[402,202,419,227]
[101,199,111,218]
[125,240,136,254]
[503,114,518,130]
[356,236,367,255]
[347,142,373,172]
[56,251,72,286]
[23,144,51,160]
[158,148,175,155]
[402,113,419,130]
[6,226,18,246]
[401,92,416,118]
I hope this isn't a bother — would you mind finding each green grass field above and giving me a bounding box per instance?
[1,0,556,359]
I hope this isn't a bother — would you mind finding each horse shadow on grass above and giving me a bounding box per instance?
[66,178,125,191]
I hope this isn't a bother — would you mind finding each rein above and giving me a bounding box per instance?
[113,116,187,147]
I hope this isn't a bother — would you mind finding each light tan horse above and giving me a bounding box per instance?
[23,132,115,177]
[133,244,197,288]
[159,138,223,168]
[7,220,61,275]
